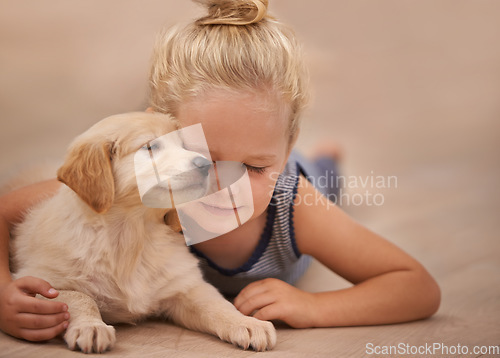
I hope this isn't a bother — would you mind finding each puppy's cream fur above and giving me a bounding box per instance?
[11,112,276,353]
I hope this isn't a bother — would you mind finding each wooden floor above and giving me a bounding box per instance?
[1,1,499,357]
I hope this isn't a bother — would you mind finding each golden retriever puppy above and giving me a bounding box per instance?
[11,112,276,353]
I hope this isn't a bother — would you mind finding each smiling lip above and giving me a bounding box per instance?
[200,202,242,216]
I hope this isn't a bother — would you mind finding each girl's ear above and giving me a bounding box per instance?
[145,107,154,113]
[289,127,300,149]
[57,141,115,213]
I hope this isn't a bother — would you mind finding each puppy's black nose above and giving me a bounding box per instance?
[192,156,212,176]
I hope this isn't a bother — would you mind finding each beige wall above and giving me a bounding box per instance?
[1,1,499,176]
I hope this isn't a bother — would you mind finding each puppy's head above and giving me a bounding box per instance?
[57,112,210,224]
[134,123,213,209]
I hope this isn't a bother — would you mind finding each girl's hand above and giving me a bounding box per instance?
[0,276,69,341]
[234,278,317,328]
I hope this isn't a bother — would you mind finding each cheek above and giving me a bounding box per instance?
[248,171,281,213]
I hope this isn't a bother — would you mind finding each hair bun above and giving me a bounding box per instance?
[194,0,269,26]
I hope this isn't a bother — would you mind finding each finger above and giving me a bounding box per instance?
[18,311,70,330]
[253,303,282,322]
[17,295,68,315]
[18,320,69,342]
[236,292,276,316]
[234,279,272,307]
[15,276,59,299]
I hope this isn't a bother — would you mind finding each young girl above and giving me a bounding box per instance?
[0,0,440,342]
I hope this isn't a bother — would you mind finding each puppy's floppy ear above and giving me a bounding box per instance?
[57,140,115,213]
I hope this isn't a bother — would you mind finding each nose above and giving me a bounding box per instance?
[192,156,212,177]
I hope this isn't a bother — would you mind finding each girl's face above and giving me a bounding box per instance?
[175,89,292,233]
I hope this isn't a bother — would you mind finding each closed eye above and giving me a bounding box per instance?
[244,164,267,174]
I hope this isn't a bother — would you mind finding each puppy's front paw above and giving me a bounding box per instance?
[218,316,276,351]
[64,320,116,353]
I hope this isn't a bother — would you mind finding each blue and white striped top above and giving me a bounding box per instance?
[190,159,312,297]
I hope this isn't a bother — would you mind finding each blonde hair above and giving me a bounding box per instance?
[149,0,309,140]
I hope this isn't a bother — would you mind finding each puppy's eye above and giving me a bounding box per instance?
[141,142,160,151]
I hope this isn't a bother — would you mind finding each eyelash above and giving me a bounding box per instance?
[244,164,267,174]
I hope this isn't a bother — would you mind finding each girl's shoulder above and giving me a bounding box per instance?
[292,174,345,257]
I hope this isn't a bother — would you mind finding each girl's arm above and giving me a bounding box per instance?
[0,179,70,341]
[234,176,440,328]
